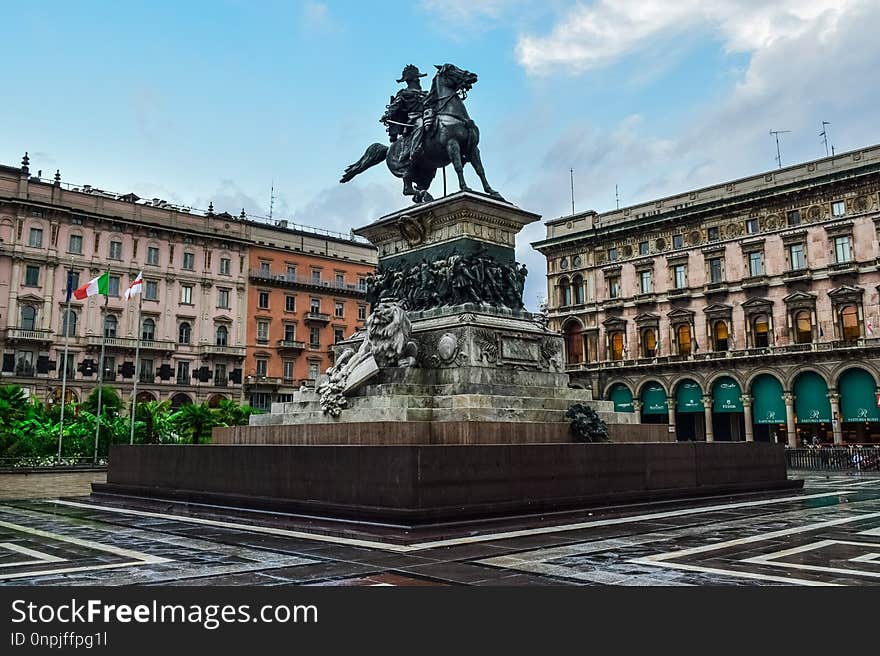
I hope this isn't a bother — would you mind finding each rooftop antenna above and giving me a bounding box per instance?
[769,129,791,169]
[820,121,832,157]
[569,168,575,215]
[615,184,620,210]
[268,180,276,221]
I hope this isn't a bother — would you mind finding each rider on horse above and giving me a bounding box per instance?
[380,65,431,166]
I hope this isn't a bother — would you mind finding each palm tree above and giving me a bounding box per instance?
[172,403,219,444]
[214,399,256,427]
[135,400,172,444]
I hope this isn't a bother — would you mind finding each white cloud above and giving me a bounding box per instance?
[303,1,331,30]
[516,0,852,75]
[420,0,522,24]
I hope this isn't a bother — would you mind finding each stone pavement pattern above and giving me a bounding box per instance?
[0,472,879,586]
[0,471,106,501]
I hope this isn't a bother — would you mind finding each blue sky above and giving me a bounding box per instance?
[4,0,880,308]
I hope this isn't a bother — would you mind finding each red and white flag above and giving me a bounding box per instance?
[124,271,143,300]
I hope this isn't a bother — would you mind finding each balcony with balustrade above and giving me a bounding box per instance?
[4,328,53,344]
[86,335,176,353]
[199,344,246,358]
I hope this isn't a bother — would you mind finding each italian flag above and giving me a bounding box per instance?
[125,271,143,300]
[73,272,109,300]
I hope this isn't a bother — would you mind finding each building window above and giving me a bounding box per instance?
[787,209,801,226]
[283,360,295,382]
[335,273,345,287]
[753,315,770,348]
[573,275,585,304]
[256,320,269,344]
[713,320,729,351]
[308,362,319,380]
[707,226,720,242]
[334,328,345,343]
[747,251,764,277]
[673,264,687,289]
[283,324,296,341]
[672,234,683,249]
[104,314,118,338]
[639,270,652,294]
[140,359,154,383]
[142,280,157,301]
[559,278,572,306]
[101,355,116,380]
[358,277,367,291]
[60,309,77,337]
[214,363,226,385]
[108,275,120,297]
[178,322,191,344]
[24,265,39,286]
[309,326,320,348]
[255,359,268,378]
[311,269,321,283]
[141,318,155,341]
[218,288,230,309]
[357,305,366,320]
[831,200,846,217]
[220,257,230,275]
[789,243,806,270]
[28,227,43,247]
[607,247,618,262]
[182,252,195,270]
[608,276,621,299]
[795,310,812,344]
[834,235,852,264]
[610,332,625,361]
[286,265,297,280]
[176,361,190,384]
[58,353,75,378]
[677,324,692,355]
[285,295,296,312]
[746,218,759,234]
[642,328,657,358]
[334,302,344,318]
[708,257,723,283]
[639,241,649,256]
[180,284,193,304]
[310,298,320,314]
[20,306,37,331]
[259,261,270,276]
[216,324,229,346]
[204,251,212,270]
[147,246,160,265]
[68,234,83,254]
[840,305,860,341]
[258,291,269,309]
[108,240,122,260]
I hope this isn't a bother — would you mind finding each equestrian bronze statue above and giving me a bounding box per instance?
[340,63,505,204]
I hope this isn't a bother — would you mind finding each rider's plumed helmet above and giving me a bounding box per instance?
[397,65,427,83]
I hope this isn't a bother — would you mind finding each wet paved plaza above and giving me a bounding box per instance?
[1,471,879,586]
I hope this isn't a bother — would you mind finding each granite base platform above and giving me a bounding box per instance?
[93,443,802,524]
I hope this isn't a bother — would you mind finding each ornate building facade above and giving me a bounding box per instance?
[0,154,376,410]
[533,145,880,446]
[244,224,375,410]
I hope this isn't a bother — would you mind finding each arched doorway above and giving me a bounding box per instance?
[711,376,744,441]
[562,320,583,364]
[207,394,227,408]
[793,371,832,445]
[750,374,787,443]
[838,368,880,444]
[639,382,667,425]
[675,379,704,441]
[170,393,193,410]
[608,384,634,413]
[136,391,156,403]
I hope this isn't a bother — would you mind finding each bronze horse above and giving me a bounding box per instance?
[340,63,505,203]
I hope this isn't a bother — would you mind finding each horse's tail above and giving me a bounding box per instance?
[340,143,389,183]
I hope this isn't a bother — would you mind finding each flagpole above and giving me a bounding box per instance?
[129,290,143,445]
[57,267,73,463]
[93,294,108,464]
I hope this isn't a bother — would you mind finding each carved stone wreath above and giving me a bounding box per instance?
[539,337,562,371]
[414,330,466,368]
[474,328,499,364]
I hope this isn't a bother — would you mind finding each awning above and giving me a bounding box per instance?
[838,368,879,423]
[676,380,704,413]
[713,377,743,413]
[794,372,832,423]
[609,384,635,413]
[752,374,786,425]
[641,382,668,415]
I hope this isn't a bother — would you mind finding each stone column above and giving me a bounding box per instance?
[41,264,56,331]
[742,394,754,442]
[8,258,22,328]
[632,400,642,422]
[784,392,797,447]
[703,395,714,442]
[828,391,843,445]
[666,396,676,439]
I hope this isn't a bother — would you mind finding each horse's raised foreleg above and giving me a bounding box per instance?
[446,139,471,192]
[468,142,505,201]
